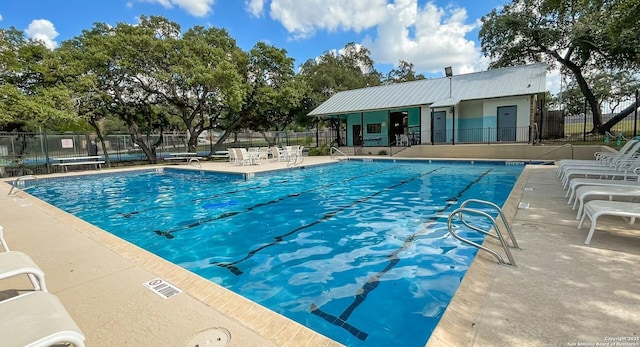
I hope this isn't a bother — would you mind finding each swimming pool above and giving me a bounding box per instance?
[28,160,523,346]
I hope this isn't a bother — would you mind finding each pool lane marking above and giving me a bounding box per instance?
[211,168,442,275]
[153,166,397,239]
[310,169,493,341]
[119,164,366,218]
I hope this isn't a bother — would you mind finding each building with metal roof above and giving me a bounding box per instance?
[309,63,547,147]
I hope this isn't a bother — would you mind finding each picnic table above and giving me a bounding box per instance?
[51,156,105,172]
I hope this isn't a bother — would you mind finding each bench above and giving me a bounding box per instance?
[209,151,229,161]
[51,156,105,172]
[164,153,203,167]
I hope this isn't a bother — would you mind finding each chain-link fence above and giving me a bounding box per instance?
[0,129,339,177]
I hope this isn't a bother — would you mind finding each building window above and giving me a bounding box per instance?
[367,123,382,134]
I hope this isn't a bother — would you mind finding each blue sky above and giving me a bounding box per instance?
[0,0,559,92]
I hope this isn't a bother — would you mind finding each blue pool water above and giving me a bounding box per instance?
[28,160,523,346]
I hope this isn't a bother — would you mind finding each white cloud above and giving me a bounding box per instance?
[363,1,480,75]
[24,19,59,50]
[139,0,173,8]
[270,0,388,39]
[268,0,482,75]
[136,0,214,17]
[0,14,3,21]
[246,0,265,17]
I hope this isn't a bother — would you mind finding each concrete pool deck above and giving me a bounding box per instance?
[1,156,639,346]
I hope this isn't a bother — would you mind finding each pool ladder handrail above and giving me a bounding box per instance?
[286,153,304,167]
[529,143,572,164]
[447,199,519,267]
[330,147,349,160]
[8,175,39,196]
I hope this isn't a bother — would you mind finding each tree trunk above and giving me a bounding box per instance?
[550,50,603,133]
[124,121,159,164]
[211,117,244,153]
[563,61,602,132]
[88,118,111,168]
[600,100,640,134]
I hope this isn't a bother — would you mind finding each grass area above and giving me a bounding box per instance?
[564,118,640,138]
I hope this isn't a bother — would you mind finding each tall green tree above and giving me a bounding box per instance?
[144,23,247,153]
[57,24,117,165]
[299,42,382,144]
[235,42,308,146]
[0,27,77,131]
[384,60,426,84]
[299,42,381,105]
[479,0,640,134]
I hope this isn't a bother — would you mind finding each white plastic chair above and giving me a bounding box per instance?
[0,226,47,292]
[0,291,86,347]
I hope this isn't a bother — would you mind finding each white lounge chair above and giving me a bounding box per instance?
[0,251,48,292]
[0,225,7,251]
[573,185,640,219]
[557,139,640,173]
[0,226,47,292]
[561,158,640,189]
[0,291,85,347]
[565,178,640,204]
[558,141,640,179]
[578,200,640,245]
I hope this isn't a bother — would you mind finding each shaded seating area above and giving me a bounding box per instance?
[0,225,86,346]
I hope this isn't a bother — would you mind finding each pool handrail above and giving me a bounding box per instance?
[7,175,39,196]
[529,143,572,164]
[330,147,349,160]
[447,200,519,267]
[459,199,520,249]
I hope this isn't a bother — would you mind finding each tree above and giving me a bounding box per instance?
[145,23,247,153]
[384,60,426,84]
[564,70,640,113]
[299,42,382,145]
[597,0,640,67]
[479,0,640,134]
[299,42,381,104]
[0,27,78,131]
[235,42,308,146]
[57,26,117,165]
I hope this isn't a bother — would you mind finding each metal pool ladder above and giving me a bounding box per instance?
[447,199,520,267]
[7,175,39,196]
[330,147,349,160]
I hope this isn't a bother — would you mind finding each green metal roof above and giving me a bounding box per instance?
[308,63,547,117]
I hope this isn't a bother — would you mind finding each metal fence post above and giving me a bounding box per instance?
[43,128,51,174]
[635,89,639,138]
[583,98,587,142]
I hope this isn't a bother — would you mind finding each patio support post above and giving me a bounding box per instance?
[451,106,455,145]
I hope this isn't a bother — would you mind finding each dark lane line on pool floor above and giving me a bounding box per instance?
[310,169,492,342]
[211,167,443,274]
[119,164,367,218]
[153,166,397,239]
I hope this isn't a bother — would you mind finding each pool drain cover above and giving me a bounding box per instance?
[187,327,231,347]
